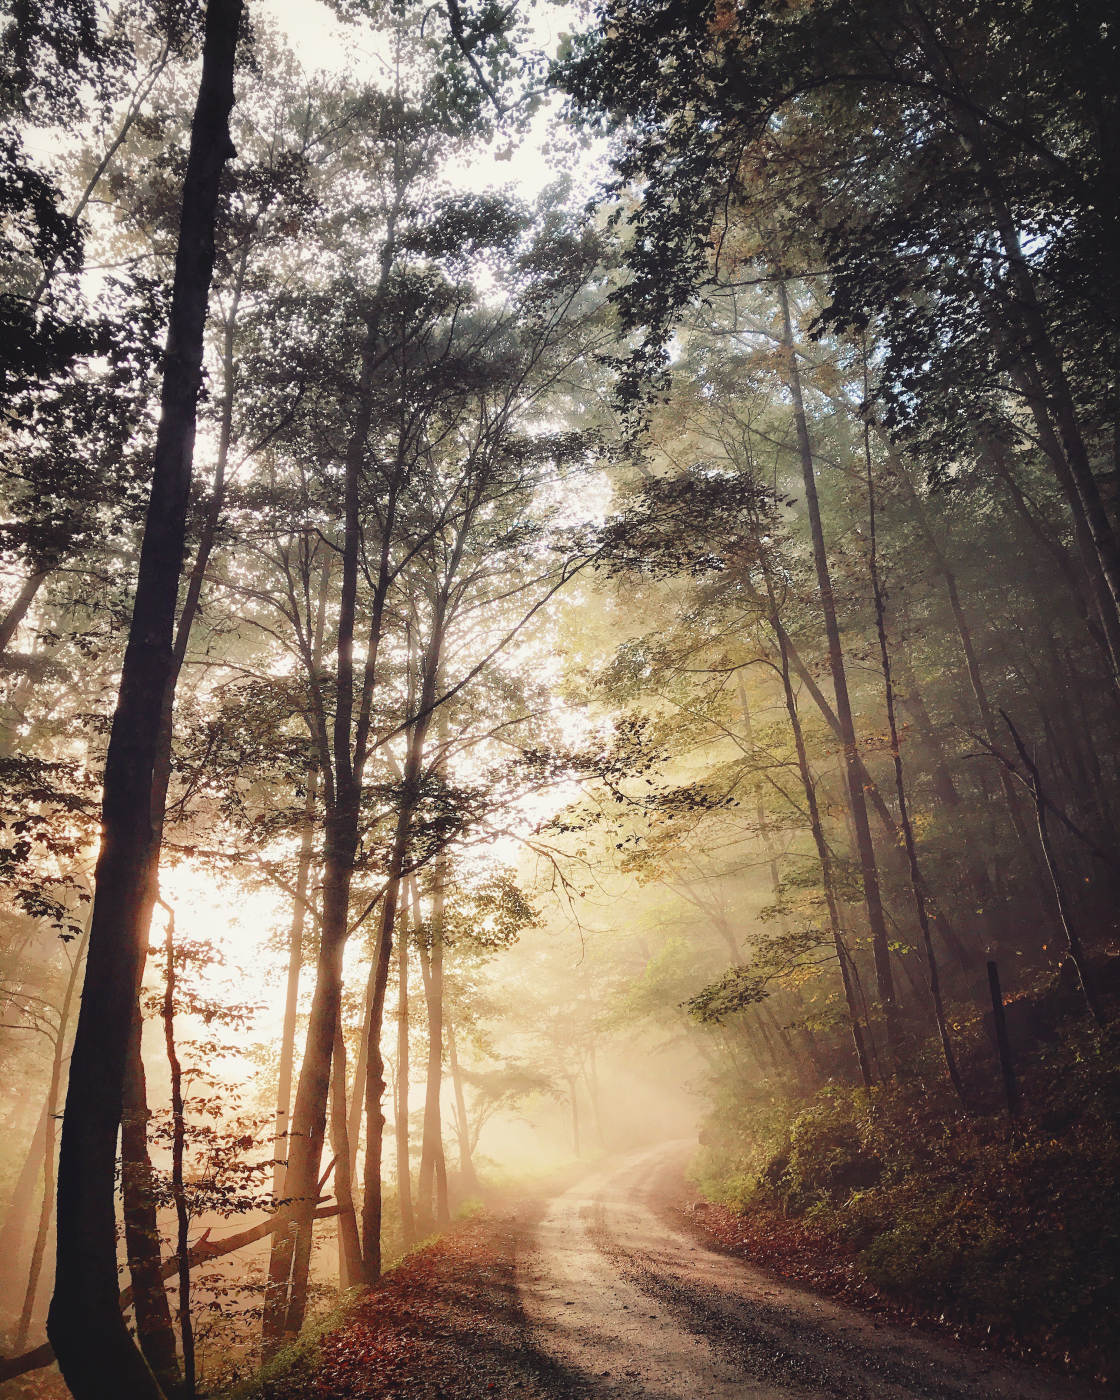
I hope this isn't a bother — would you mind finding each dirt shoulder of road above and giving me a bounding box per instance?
[234,1196,572,1400]
[653,1162,1112,1389]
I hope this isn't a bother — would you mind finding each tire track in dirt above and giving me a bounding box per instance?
[518,1145,1106,1400]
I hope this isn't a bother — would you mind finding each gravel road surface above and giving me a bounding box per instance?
[517,1144,1102,1400]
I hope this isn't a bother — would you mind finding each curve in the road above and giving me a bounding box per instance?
[517,1145,1104,1400]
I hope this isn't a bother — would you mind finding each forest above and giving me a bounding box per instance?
[0,1,1118,1397]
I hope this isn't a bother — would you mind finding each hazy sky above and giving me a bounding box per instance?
[257,0,598,202]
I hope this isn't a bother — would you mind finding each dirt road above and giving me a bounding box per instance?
[517,1145,1101,1400]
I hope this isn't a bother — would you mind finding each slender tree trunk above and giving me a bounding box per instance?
[776,278,898,1055]
[736,673,787,924]
[360,872,399,1284]
[1008,355,1120,689]
[761,553,875,1088]
[360,612,447,1283]
[264,313,382,1350]
[329,1022,363,1291]
[416,864,447,1233]
[262,842,352,1349]
[0,1105,48,1315]
[864,415,966,1102]
[986,961,1020,1118]
[274,562,330,1203]
[395,887,416,1245]
[160,907,195,1400]
[567,1076,581,1157]
[1003,717,1103,1025]
[584,1043,607,1150]
[273,769,318,1202]
[47,6,240,1395]
[0,569,49,655]
[890,642,961,809]
[982,435,1115,676]
[15,930,89,1349]
[445,1015,479,1192]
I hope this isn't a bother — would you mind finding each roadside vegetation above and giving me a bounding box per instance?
[694,985,1120,1381]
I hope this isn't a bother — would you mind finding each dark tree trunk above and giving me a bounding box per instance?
[46,5,240,1395]
[360,611,447,1284]
[273,768,318,1201]
[15,930,88,1350]
[1006,357,1120,689]
[1003,716,1104,1025]
[161,908,195,1399]
[263,316,378,1351]
[120,1023,181,1394]
[416,867,447,1233]
[117,246,250,1375]
[329,1022,364,1291]
[893,459,1047,888]
[765,566,875,1091]
[864,416,966,1102]
[986,961,1020,1118]
[395,886,416,1245]
[776,278,898,1056]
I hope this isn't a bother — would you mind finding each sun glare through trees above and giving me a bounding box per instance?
[1,2,1119,1398]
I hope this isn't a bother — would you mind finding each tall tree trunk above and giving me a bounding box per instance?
[329,1022,363,1291]
[764,566,875,1090]
[1003,718,1104,1025]
[15,929,89,1349]
[736,673,787,925]
[567,1075,581,1157]
[273,769,318,1202]
[274,561,330,1202]
[1007,356,1120,690]
[262,844,352,1350]
[263,311,382,1352]
[117,240,252,1373]
[416,863,447,1233]
[0,1105,48,1316]
[893,459,1044,858]
[361,611,447,1284]
[445,1015,479,1193]
[395,886,416,1245]
[160,906,195,1400]
[776,278,898,1055]
[981,435,1116,679]
[864,415,965,1101]
[47,5,241,1395]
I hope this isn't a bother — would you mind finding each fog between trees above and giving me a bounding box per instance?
[1,0,1119,1394]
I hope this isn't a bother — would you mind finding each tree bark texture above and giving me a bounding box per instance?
[46,4,241,1395]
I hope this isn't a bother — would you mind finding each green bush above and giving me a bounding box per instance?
[695,1017,1120,1374]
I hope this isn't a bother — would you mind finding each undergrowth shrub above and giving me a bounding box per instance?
[696,1010,1120,1377]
